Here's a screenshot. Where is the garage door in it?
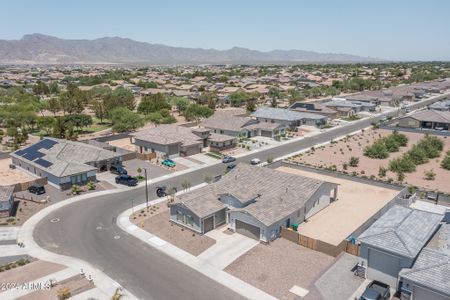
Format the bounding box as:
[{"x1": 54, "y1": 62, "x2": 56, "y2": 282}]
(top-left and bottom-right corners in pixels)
[
  {"x1": 367, "y1": 248, "x2": 401, "y2": 287},
  {"x1": 235, "y1": 220, "x2": 260, "y2": 240},
  {"x1": 261, "y1": 130, "x2": 273, "y2": 138},
  {"x1": 413, "y1": 286, "x2": 448, "y2": 300},
  {"x1": 203, "y1": 216, "x2": 214, "y2": 233}
]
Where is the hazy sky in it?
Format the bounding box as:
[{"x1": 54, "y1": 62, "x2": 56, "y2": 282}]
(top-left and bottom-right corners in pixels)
[{"x1": 1, "y1": 0, "x2": 450, "y2": 61}]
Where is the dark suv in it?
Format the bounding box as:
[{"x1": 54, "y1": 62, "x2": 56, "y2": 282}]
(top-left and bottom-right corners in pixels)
[
  {"x1": 115, "y1": 175, "x2": 138, "y2": 186},
  {"x1": 156, "y1": 186, "x2": 177, "y2": 197},
  {"x1": 28, "y1": 184, "x2": 46, "y2": 195},
  {"x1": 110, "y1": 164, "x2": 127, "y2": 175}
]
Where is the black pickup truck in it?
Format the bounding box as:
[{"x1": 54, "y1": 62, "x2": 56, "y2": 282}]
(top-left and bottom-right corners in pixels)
[{"x1": 359, "y1": 280, "x2": 390, "y2": 300}]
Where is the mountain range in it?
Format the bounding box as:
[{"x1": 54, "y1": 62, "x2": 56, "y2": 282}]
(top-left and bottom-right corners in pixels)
[{"x1": 0, "y1": 33, "x2": 380, "y2": 65}]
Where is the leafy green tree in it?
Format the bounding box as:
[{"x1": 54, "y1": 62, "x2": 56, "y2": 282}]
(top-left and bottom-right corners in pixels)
[
  {"x1": 37, "y1": 116, "x2": 55, "y2": 135},
  {"x1": 137, "y1": 93, "x2": 171, "y2": 115},
  {"x1": 173, "y1": 97, "x2": 190, "y2": 115},
  {"x1": 246, "y1": 98, "x2": 256, "y2": 112},
  {"x1": 184, "y1": 104, "x2": 214, "y2": 123},
  {"x1": 441, "y1": 151, "x2": 450, "y2": 170},
  {"x1": 32, "y1": 81, "x2": 50, "y2": 95},
  {"x1": 111, "y1": 108, "x2": 144, "y2": 132},
  {"x1": 49, "y1": 82, "x2": 59, "y2": 94},
  {"x1": 48, "y1": 98, "x2": 60, "y2": 116},
  {"x1": 104, "y1": 87, "x2": 135, "y2": 116},
  {"x1": 228, "y1": 91, "x2": 250, "y2": 107}
]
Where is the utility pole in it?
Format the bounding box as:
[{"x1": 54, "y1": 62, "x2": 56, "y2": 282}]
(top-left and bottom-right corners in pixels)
[{"x1": 144, "y1": 168, "x2": 149, "y2": 208}]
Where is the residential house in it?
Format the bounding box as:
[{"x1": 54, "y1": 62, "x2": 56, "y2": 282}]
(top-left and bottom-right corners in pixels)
[
  {"x1": 170, "y1": 164, "x2": 338, "y2": 242},
  {"x1": 251, "y1": 107, "x2": 327, "y2": 128},
  {"x1": 358, "y1": 205, "x2": 442, "y2": 287},
  {"x1": 324, "y1": 99, "x2": 376, "y2": 115},
  {"x1": 398, "y1": 110, "x2": 450, "y2": 131},
  {"x1": 11, "y1": 138, "x2": 122, "y2": 190},
  {"x1": 429, "y1": 100, "x2": 450, "y2": 112},
  {"x1": 0, "y1": 186, "x2": 14, "y2": 217},
  {"x1": 289, "y1": 102, "x2": 339, "y2": 119},
  {"x1": 399, "y1": 221, "x2": 450, "y2": 300},
  {"x1": 131, "y1": 125, "x2": 236, "y2": 158},
  {"x1": 200, "y1": 114, "x2": 283, "y2": 138}
]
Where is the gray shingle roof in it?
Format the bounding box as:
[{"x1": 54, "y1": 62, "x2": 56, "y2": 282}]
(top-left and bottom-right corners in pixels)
[
  {"x1": 358, "y1": 205, "x2": 442, "y2": 258},
  {"x1": 200, "y1": 114, "x2": 257, "y2": 132},
  {"x1": 251, "y1": 107, "x2": 326, "y2": 121},
  {"x1": 324, "y1": 99, "x2": 376, "y2": 108}
]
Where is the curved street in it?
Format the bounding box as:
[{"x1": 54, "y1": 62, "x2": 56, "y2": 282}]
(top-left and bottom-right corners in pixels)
[{"x1": 32, "y1": 95, "x2": 445, "y2": 300}]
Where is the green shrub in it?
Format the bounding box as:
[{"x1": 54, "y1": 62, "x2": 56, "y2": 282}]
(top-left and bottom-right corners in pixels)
[
  {"x1": 364, "y1": 140, "x2": 389, "y2": 159},
  {"x1": 378, "y1": 166, "x2": 387, "y2": 177},
  {"x1": 441, "y1": 151, "x2": 450, "y2": 170},
  {"x1": 389, "y1": 156, "x2": 416, "y2": 173},
  {"x1": 349, "y1": 156, "x2": 359, "y2": 167}
]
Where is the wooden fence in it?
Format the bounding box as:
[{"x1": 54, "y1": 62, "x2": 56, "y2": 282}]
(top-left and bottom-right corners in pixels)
[
  {"x1": 12, "y1": 177, "x2": 48, "y2": 193},
  {"x1": 281, "y1": 228, "x2": 360, "y2": 257}
]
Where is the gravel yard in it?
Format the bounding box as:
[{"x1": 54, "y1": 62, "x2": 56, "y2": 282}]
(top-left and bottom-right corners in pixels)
[
  {"x1": 0, "y1": 259, "x2": 65, "y2": 287},
  {"x1": 225, "y1": 238, "x2": 335, "y2": 299},
  {"x1": 286, "y1": 128, "x2": 450, "y2": 193},
  {"x1": 131, "y1": 203, "x2": 216, "y2": 256}
]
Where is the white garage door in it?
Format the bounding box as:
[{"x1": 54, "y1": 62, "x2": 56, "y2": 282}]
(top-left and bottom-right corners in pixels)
[
  {"x1": 367, "y1": 248, "x2": 401, "y2": 287},
  {"x1": 413, "y1": 286, "x2": 448, "y2": 300}
]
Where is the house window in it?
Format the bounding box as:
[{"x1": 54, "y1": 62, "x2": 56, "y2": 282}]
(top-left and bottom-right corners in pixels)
[
  {"x1": 176, "y1": 211, "x2": 183, "y2": 222},
  {"x1": 186, "y1": 215, "x2": 193, "y2": 226}
]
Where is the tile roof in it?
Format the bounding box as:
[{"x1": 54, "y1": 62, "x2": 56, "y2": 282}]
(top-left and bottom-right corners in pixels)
[
  {"x1": 399, "y1": 248, "x2": 450, "y2": 296},
  {"x1": 200, "y1": 114, "x2": 258, "y2": 132},
  {"x1": 0, "y1": 185, "x2": 14, "y2": 203},
  {"x1": 405, "y1": 109, "x2": 450, "y2": 123},
  {"x1": 131, "y1": 124, "x2": 203, "y2": 146},
  {"x1": 174, "y1": 164, "x2": 335, "y2": 226},
  {"x1": 358, "y1": 205, "x2": 442, "y2": 258},
  {"x1": 11, "y1": 138, "x2": 121, "y2": 177},
  {"x1": 251, "y1": 107, "x2": 327, "y2": 121}
]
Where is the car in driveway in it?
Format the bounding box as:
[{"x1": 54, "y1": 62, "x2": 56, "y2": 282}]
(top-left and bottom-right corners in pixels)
[
  {"x1": 250, "y1": 158, "x2": 261, "y2": 165},
  {"x1": 115, "y1": 175, "x2": 139, "y2": 186},
  {"x1": 222, "y1": 156, "x2": 236, "y2": 163},
  {"x1": 359, "y1": 280, "x2": 390, "y2": 300},
  {"x1": 162, "y1": 159, "x2": 176, "y2": 167},
  {"x1": 110, "y1": 164, "x2": 127, "y2": 175},
  {"x1": 28, "y1": 184, "x2": 46, "y2": 195}
]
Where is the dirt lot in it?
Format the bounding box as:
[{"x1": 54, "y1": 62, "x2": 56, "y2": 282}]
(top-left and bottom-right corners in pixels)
[
  {"x1": 225, "y1": 238, "x2": 335, "y2": 300},
  {"x1": 287, "y1": 128, "x2": 450, "y2": 193},
  {"x1": 0, "y1": 259, "x2": 65, "y2": 286},
  {"x1": 131, "y1": 202, "x2": 216, "y2": 256},
  {"x1": 0, "y1": 158, "x2": 35, "y2": 186},
  {"x1": 108, "y1": 138, "x2": 135, "y2": 151},
  {"x1": 277, "y1": 166, "x2": 399, "y2": 246}
]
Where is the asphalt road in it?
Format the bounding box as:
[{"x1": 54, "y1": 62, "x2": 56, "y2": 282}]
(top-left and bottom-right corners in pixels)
[{"x1": 33, "y1": 94, "x2": 448, "y2": 300}]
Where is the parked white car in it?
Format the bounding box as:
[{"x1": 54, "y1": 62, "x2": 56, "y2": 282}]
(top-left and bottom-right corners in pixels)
[{"x1": 250, "y1": 158, "x2": 261, "y2": 165}]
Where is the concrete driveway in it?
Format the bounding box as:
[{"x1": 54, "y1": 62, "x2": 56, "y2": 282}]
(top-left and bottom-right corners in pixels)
[{"x1": 198, "y1": 229, "x2": 259, "y2": 270}]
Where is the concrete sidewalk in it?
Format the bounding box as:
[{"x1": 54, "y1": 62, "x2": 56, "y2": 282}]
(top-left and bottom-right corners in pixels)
[
  {"x1": 0, "y1": 244, "x2": 28, "y2": 257},
  {"x1": 117, "y1": 185, "x2": 277, "y2": 300},
  {"x1": 0, "y1": 226, "x2": 20, "y2": 241}
]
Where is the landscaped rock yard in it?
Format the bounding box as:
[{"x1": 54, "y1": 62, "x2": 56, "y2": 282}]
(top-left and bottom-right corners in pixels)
[
  {"x1": 287, "y1": 128, "x2": 450, "y2": 193},
  {"x1": 131, "y1": 201, "x2": 216, "y2": 256}
]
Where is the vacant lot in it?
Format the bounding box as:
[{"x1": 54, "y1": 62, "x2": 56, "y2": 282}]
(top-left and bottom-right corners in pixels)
[
  {"x1": 131, "y1": 203, "x2": 215, "y2": 256},
  {"x1": 287, "y1": 128, "x2": 450, "y2": 193},
  {"x1": 225, "y1": 238, "x2": 335, "y2": 299},
  {"x1": 277, "y1": 166, "x2": 399, "y2": 246}
]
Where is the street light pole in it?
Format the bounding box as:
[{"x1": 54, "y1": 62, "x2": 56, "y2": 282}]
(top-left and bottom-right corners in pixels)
[
  {"x1": 144, "y1": 168, "x2": 149, "y2": 208},
  {"x1": 130, "y1": 197, "x2": 134, "y2": 215}
]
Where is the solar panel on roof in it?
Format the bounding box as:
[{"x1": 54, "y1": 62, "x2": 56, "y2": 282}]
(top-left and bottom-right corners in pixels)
[
  {"x1": 35, "y1": 158, "x2": 53, "y2": 168},
  {"x1": 14, "y1": 150, "x2": 25, "y2": 156},
  {"x1": 23, "y1": 151, "x2": 44, "y2": 161},
  {"x1": 39, "y1": 139, "x2": 57, "y2": 150}
]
